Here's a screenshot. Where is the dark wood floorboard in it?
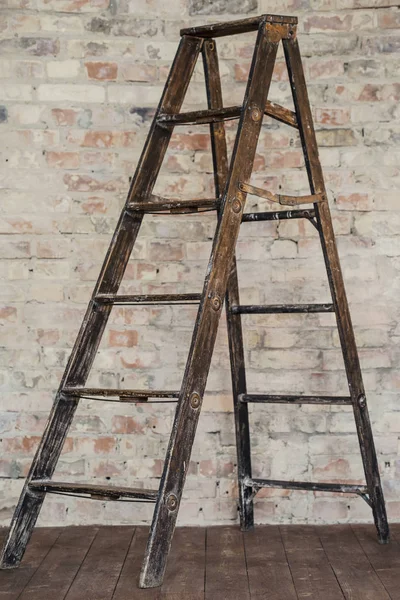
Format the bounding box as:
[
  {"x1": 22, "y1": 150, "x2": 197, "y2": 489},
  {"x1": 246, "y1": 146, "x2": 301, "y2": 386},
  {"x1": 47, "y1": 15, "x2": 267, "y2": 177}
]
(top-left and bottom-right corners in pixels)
[
  {"x1": 64, "y1": 526, "x2": 134, "y2": 600},
  {"x1": 1, "y1": 524, "x2": 400, "y2": 599},
  {"x1": 280, "y1": 524, "x2": 345, "y2": 600},
  {"x1": 112, "y1": 526, "x2": 205, "y2": 600},
  {"x1": 352, "y1": 524, "x2": 400, "y2": 600},
  {"x1": 318, "y1": 524, "x2": 391, "y2": 600},
  {"x1": 205, "y1": 526, "x2": 250, "y2": 600},
  {"x1": 244, "y1": 526, "x2": 297, "y2": 600},
  {"x1": 0, "y1": 528, "x2": 61, "y2": 600},
  {"x1": 18, "y1": 526, "x2": 99, "y2": 600}
]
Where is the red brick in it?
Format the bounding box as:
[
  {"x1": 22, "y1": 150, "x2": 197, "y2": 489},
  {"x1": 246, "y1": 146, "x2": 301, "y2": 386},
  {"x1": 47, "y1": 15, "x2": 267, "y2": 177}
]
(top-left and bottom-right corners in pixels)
[
  {"x1": 108, "y1": 329, "x2": 138, "y2": 347},
  {"x1": 46, "y1": 151, "x2": 80, "y2": 168},
  {"x1": 315, "y1": 108, "x2": 350, "y2": 126},
  {"x1": 111, "y1": 416, "x2": 144, "y2": 434},
  {"x1": 85, "y1": 61, "x2": 117, "y2": 81}
]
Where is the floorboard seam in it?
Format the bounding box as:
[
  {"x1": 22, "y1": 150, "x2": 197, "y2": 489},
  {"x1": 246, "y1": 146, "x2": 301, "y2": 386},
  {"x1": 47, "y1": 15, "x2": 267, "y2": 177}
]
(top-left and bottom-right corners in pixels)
[
  {"x1": 350, "y1": 524, "x2": 394, "y2": 600},
  {"x1": 278, "y1": 525, "x2": 300, "y2": 600},
  {"x1": 111, "y1": 527, "x2": 137, "y2": 600},
  {"x1": 241, "y1": 529, "x2": 251, "y2": 599},
  {"x1": 315, "y1": 527, "x2": 347, "y2": 600},
  {"x1": 61, "y1": 526, "x2": 100, "y2": 600},
  {"x1": 15, "y1": 528, "x2": 63, "y2": 600}
]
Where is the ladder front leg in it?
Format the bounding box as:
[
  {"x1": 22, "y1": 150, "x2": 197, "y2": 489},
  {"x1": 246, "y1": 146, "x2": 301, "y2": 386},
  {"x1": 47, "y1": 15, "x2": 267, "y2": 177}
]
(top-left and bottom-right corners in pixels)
[{"x1": 140, "y1": 20, "x2": 282, "y2": 589}]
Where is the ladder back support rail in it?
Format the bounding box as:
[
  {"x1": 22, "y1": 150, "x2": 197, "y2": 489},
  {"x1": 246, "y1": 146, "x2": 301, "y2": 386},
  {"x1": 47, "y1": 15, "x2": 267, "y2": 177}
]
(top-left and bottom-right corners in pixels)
[{"x1": 283, "y1": 35, "x2": 388, "y2": 541}]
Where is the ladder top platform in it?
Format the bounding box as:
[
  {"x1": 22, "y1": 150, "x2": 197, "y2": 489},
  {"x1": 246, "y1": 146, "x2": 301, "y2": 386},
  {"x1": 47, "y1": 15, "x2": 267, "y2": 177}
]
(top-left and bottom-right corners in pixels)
[{"x1": 180, "y1": 14, "x2": 298, "y2": 38}]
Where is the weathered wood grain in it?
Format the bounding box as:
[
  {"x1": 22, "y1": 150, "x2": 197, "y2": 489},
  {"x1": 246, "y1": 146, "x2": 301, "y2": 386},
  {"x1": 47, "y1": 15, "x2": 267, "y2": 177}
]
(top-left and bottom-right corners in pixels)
[
  {"x1": 181, "y1": 14, "x2": 297, "y2": 37},
  {"x1": 18, "y1": 527, "x2": 98, "y2": 600},
  {"x1": 244, "y1": 526, "x2": 298, "y2": 600},
  {"x1": 205, "y1": 527, "x2": 250, "y2": 600},
  {"x1": 65, "y1": 527, "x2": 134, "y2": 600},
  {"x1": 281, "y1": 525, "x2": 346, "y2": 600},
  {"x1": 352, "y1": 524, "x2": 400, "y2": 600},
  {"x1": 318, "y1": 525, "x2": 391, "y2": 600},
  {"x1": 0, "y1": 528, "x2": 61, "y2": 600}
]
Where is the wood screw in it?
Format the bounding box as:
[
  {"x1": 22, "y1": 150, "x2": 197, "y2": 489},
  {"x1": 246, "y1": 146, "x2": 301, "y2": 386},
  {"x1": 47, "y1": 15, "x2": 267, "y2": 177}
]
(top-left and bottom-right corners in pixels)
[
  {"x1": 251, "y1": 106, "x2": 261, "y2": 121},
  {"x1": 232, "y1": 198, "x2": 242, "y2": 213},
  {"x1": 166, "y1": 494, "x2": 178, "y2": 511},
  {"x1": 190, "y1": 392, "x2": 201, "y2": 409},
  {"x1": 211, "y1": 295, "x2": 222, "y2": 311}
]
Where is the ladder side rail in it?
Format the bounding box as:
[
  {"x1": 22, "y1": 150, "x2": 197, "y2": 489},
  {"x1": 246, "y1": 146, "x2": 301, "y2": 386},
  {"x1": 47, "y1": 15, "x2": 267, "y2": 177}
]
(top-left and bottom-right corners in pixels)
[
  {"x1": 140, "y1": 20, "x2": 283, "y2": 589},
  {"x1": 202, "y1": 39, "x2": 254, "y2": 531},
  {"x1": 0, "y1": 35, "x2": 204, "y2": 570},
  {"x1": 282, "y1": 33, "x2": 389, "y2": 543}
]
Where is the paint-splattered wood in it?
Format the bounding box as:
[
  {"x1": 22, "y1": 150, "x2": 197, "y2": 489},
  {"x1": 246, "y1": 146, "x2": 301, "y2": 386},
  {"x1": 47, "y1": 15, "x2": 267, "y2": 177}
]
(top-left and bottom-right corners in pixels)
[
  {"x1": 64, "y1": 527, "x2": 134, "y2": 600},
  {"x1": 181, "y1": 14, "x2": 297, "y2": 37},
  {"x1": 280, "y1": 525, "x2": 346, "y2": 600},
  {"x1": 17, "y1": 527, "x2": 98, "y2": 600},
  {"x1": 0, "y1": 528, "x2": 61, "y2": 600},
  {"x1": 352, "y1": 524, "x2": 400, "y2": 600},
  {"x1": 244, "y1": 526, "x2": 297, "y2": 600},
  {"x1": 318, "y1": 525, "x2": 391, "y2": 600},
  {"x1": 205, "y1": 527, "x2": 250, "y2": 600}
]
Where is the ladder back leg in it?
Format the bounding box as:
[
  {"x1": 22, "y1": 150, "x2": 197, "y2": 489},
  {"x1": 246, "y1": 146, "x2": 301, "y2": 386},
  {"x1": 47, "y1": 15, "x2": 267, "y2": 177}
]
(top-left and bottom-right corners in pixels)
[
  {"x1": 0, "y1": 34, "x2": 204, "y2": 570},
  {"x1": 202, "y1": 39, "x2": 254, "y2": 531},
  {"x1": 139, "y1": 20, "x2": 282, "y2": 588},
  {"x1": 283, "y1": 34, "x2": 389, "y2": 543}
]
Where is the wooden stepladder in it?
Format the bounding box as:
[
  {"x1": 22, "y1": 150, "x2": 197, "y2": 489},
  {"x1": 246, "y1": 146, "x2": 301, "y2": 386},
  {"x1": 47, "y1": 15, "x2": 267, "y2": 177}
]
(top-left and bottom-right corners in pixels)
[{"x1": 1, "y1": 13, "x2": 389, "y2": 589}]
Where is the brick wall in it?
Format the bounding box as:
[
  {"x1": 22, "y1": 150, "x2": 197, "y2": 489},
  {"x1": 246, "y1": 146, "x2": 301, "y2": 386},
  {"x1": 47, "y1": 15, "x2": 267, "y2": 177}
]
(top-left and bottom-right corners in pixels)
[{"x1": 1, "y1": 0, "x2": 400, "y2": 528}]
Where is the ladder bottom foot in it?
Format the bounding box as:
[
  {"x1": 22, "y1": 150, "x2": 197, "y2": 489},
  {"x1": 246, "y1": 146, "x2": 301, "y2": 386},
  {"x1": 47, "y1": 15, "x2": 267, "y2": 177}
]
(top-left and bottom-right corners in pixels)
[{"x1": 378, "y1": 534, "x2": 390, "y2": 545}]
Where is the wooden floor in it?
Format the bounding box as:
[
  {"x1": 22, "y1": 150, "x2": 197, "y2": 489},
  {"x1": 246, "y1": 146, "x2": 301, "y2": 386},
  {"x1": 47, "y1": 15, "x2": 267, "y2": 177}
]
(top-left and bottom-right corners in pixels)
[{"x1": 0, "y1": 524, "x2": 399, "y2": 599}]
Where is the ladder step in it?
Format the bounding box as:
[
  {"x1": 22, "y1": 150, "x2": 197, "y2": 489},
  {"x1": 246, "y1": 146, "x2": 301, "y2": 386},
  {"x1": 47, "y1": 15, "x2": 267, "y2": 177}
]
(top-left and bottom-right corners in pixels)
[
  {"x1": 240, "y1": 394, "x2": 352, "y2": 405},
  {"x1": 242, "y1": 209, "x2": 316, "y2": 223},
  {"x1": 180, "y1": 14, "x2": 298, "y2": 38},
  {"x1": 158, "y1": 101, "x2": 297, "y2": 129},
  {"x1": 29, "y1": 480, "x2": 158, "y2": 502},
  {"x1": 62, "y1": 388, "x2": 180, "y2": 403},
  {"x1": 230, "y1": 303, "x2": 334, "y2": 315},
  {"x1": 245, "y1": 478, "x2": 368, "y2": 495},
  {"x1": 94, "y1": 293, "x2": 201, "y2": 306},
  {"x1": 127, "y1": 195, "x2": 219, "y2": 214}
]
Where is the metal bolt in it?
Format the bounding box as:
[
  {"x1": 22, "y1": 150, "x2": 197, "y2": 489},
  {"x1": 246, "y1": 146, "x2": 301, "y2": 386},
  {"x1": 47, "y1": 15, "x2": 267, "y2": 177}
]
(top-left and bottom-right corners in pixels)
[
  {"x1": 208, "y1": 41, "x2": 215, "y2": 51},
  {"x1": 358, "y1": 394, "x2": 367, "y2": 408},
  {"x1": 211, "y1": 295, "x2": 222, "y2": 311},
  {"x1": 232, "y1": 198, "x2": 242, "y2": 213},
  {"x1": 250, "y1": 106, "x2": 262, "y2": 121},
  {"x1": 190, "y1": 392, "x2": 201, "y2": 409},
  {"x1": 166, "y1": 493, "x2": 178, "y2": 511}
]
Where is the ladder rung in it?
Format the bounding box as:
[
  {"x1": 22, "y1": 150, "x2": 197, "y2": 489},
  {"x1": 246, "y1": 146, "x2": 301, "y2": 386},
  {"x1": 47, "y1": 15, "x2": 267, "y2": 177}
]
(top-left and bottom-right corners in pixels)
[
  {"x1": 94, "y1": 293, "x2": 201, "y2": 306},
  {"x1": 245, "y1": 478, "x2": 368, "y2": 495},
  {"x1": 242, "y1": 209, "x2": 316, "y2": 223},
  {"x1": 62, "y1": 388, "x2": 180, "y2": 403},
  {"x1": 180, "y1": 14, "x2": 298, "y2": 38},
  {"x1": 29, "y1": 480, "x2": 158, "y2": 502},
  {"x1": 158, "y1": 101, "x2": 297, "y2": 129},
  {"x1": 230, "y1": 303, "x2": 334, "y2": 315},
  {"x1": 240, "y1": 394, "x2": 352, "y2": 405},
  {"x1": 127, "y1": 195, "x2": 219, "y2": 214}
]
